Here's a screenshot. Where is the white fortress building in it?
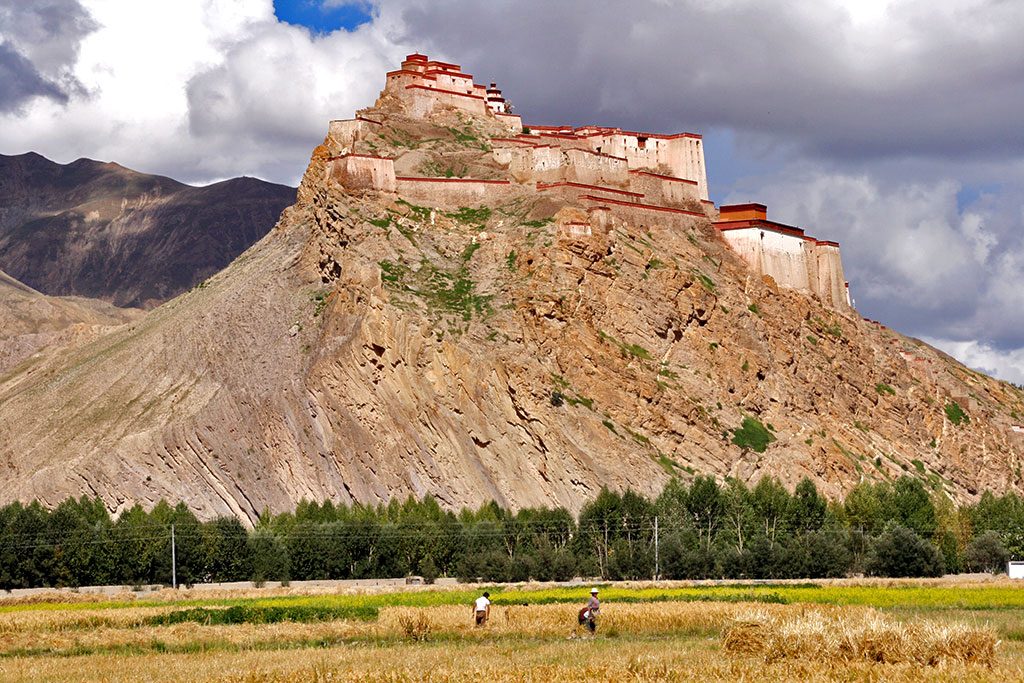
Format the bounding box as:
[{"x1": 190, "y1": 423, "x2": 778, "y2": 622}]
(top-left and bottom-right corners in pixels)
[
  {"x1": 715, "y1": 204, "x2": 852, "y2": 310},
  {"x1": 323, "y1": 54, "x2": 852, "y2": 311}
]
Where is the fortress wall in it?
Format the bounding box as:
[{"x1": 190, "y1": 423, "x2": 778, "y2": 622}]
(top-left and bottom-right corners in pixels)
[
  {"x1": 812, "y1": 243, "x2": 849, "y2": 309},
  {"x1": 627, "y1": 171, "x2": 700, "y2": 208},
  {"x1": 537, "y1": 133, "x2": 593, "y2": 152},
  {"x1": 406, "y1": 86, "x2": 488, "y2": 118},
  {"x1": 720, "y1": 228, "x2": 811, "y2": 291},
  {"x1": 494, "y1": 146, "x2": 564, "y2": 183},
  {"x1": 537, "y1": 181, "x2": 644, "y2": 205},
  {"x1": 395, "y1": 177, "x2": 512, "y2": 207},
  {"x1": 495, "y1": 112, "x2": 523, "y2": 134},
  {"x1": 328, "y1": 119, "x2": 375, "y2": 152},
  {"x1": 582, "y1": 195, "x2": 702, "y2": 232},
  {"x1": 587, "y1": 134, "x2": 708, "y2": 201},
  {"x1": 565, "y1": 149, "x2": 629, "y2": 186},
  {"x1": 558, "y1": 221, "x2": 593, "y2": 239},
  {"x1": 430, "y1": 71, "x2": 475, "y2": 94},
  {"x1": 327, "y1": 155, "x2": 396, "y2": 192}
]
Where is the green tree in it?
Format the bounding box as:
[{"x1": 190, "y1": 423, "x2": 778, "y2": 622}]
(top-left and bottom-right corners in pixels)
[
  {"x1": 786, "y1": 478, "x2": 827, "y2": 533},
  {"x1": 249, "y1": 528, "x2": 289, "y2": 583},
  {"x1": 963, "y1": 531, "x2": 1009, "y2": 574},
  {"x1": 867, "y1": 525, "x2": 944, "y2": 577}
]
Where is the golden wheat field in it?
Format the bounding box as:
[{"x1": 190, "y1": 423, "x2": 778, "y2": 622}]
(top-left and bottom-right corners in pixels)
[{"x1": 0, "y1": 580, "x2": 1022, "y2": 682}]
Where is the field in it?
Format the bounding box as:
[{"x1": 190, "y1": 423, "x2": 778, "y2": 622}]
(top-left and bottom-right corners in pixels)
[{"x1": 0, "y1": 579, "x2": 1022, "y2": 681}]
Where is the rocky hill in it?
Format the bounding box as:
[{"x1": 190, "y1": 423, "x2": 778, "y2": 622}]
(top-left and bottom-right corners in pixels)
[
  {"x1": 0, "y1": 269, "x2": 140, "y2": 375},
  {"x1": 0, "y1": 153, "x2": 296, "y2": 308},
  {"x1": 0, "y1": 57, "x2": 1022, "y2": 523}
]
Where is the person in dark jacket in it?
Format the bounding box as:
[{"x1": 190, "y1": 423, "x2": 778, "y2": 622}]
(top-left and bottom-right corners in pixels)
[{"x1": 577, "y1": 587, "x2": 600, "y2": 633}]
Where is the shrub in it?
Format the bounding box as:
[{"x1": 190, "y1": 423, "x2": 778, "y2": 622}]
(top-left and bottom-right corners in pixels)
[
  {"x1": 945, "y1": 402, "x2": 969, "y2": 426},
  {"x1": 731, "y1": 417, "x2": 776, "y2": 453}
]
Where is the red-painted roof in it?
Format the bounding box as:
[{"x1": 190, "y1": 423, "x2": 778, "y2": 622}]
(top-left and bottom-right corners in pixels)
[
  {"x1": 426, "y1": 60, "x2": 460, "y2": 70},
  {"x1": 425, "y1": 69, "x2": 473, "y2": 80},
  {"x1": 720, "y1": 203, "x2": 767, "y2": 212}
]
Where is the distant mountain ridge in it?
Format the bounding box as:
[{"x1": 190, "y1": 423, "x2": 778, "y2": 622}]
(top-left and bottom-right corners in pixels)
[{"x1": 0, "y1": 152, "x2": 296, "y2": 308}]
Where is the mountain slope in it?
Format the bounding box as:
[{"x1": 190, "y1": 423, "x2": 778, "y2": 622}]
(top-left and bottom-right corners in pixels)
[
  {"x1": 1, "y1": 83, "x2": 1023, "y2": 524},
  {"x1": 0, "y1": 268, "x2": 141, "y2": 375},
  {"x1": 0, "y1": 152, "x2": 296, "y2": 308}
]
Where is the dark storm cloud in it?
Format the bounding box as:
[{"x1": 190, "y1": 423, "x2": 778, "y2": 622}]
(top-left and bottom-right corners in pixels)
[
  {"x1": 0, "y1": 41, "x2": 66, "y2": 112},
  {"x1": 388, "y1": 0, "x2": 1024, "y2": 163},
  {"x1": 0, "y1": 0, "x2": 97, "y2": 110}
]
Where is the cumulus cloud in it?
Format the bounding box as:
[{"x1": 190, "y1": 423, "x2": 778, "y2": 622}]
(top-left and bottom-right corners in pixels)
[
  {"x1": 0, "y1": 0, "x2": 409, "y2": 184},
  {"x1": 924, "y1": 338, "x2": 1024, "y2": 386},
  {"x1": 0, "y1": 0, "x2": 96, "y2": 111}
]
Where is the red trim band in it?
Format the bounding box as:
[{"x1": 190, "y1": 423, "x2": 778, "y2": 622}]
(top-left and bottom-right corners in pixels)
[{"x1": 581, "y1": 195, "x2": 703, "y2": 216}]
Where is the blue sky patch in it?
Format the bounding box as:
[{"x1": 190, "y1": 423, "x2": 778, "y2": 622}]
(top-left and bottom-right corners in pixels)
[{"x1": 273, "y1": 0, "x2": 373, "y2": 33}]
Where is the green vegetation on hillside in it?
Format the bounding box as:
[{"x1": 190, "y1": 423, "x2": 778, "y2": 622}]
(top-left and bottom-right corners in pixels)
[
  {"x1": 945, "y1": 402, "x2": 970, "y2": 425},
  {"x1": 731, "y1": 416, "x2": 776, "y2": 453}
]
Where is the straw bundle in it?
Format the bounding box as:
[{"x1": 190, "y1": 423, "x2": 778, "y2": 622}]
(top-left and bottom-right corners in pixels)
[{"x1": 723, "y1": 608, "x2": 997, "y2": 667}]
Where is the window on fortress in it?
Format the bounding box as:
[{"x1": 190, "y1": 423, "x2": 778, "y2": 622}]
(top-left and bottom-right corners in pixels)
[{"x1": 638, "y1": 136, "x2": 648, "y2": 150}]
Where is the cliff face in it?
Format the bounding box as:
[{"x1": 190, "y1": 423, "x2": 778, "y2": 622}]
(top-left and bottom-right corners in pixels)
[
  {"x1": 1, "y1": 76, "x2": 1023, "y2": 525},
  {"x1": 0, "y1": 153, "x2": 296, "y2": 308}
]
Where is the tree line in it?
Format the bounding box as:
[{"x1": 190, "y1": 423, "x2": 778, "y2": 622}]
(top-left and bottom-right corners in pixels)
[{"x1": 0, "y1": 475, "x2": 1020, "y2": 590}]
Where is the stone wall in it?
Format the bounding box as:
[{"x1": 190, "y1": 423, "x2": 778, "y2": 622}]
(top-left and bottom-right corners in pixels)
[
  {"x1": 717, "y1": 225, "x2": 851, "y2": 310},
  {"x1": 395, "y1": 177, "x2": 513, "y2": 207},
  {"x1": 811, "y1": 242, "x2": 848, "y2": 309},
  {"x1": 582, "y1": 195, "x2": 703, "y2": 232},
  {"x1": 628, "y1": 170, "x2": 700, "y2": 208},
  {"x1": 719, "y1": 227, "x2": 812, "y2": 291},
  {"x1": 564, "y1": 149, "x2": 630, "y2": 187},
  {"x1": 493, "y1": 145, "x2": 565, "y2": 183},
  {"x1": 328, "y1": 118, "x2": 380, "y2": 152},
  {"x1": 326, "y1": 154, "x2": 396, "y2": 193}
]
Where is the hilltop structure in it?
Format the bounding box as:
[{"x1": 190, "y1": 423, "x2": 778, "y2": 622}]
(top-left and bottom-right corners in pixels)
[
  {"x1": 325, "y1": 53, "x2": 849, "y2": 310},
  {"x1": 3, "y1": 51, "x2": 1023, "y2": 523},
  {"x1": 715, "y1": 204, "x2": 852, "y2": 310}
]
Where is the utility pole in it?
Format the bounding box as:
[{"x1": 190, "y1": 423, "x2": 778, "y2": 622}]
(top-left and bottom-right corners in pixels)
[
  {"x1": 654, "y1": 516, "x2": 659, "y2": 581},
  {"x1": 171, "y1": 524, "x2": 177, "y2": 590}
]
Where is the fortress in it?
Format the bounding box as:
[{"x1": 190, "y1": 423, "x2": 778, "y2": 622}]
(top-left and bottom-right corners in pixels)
[{"x1": 325, "y1": 54, "x2": 852, "y2": 311}]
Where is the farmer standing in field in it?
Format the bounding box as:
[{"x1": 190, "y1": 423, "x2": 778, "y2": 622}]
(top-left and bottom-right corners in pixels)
[
  {"x1": 473, "y1": 591, "x2": 491, "y2": 627},
  {"x1": 577, "y1": 587, "x2": 600, "y2": 634}
]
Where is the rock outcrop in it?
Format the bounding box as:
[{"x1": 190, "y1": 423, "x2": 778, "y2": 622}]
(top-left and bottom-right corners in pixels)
[{"x1": 0, "y1": 56, "x2": 1022, "y2": 523}]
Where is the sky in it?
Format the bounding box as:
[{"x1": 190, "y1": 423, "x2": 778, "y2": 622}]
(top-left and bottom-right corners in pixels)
[{"x1": 1, "y1": 0, "x2": 1023, "y2": 383}]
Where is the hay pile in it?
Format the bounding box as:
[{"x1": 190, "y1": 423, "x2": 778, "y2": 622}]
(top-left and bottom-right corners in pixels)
[{"x1": 723, "y1": 608, "x2": 997, "y2": 667}]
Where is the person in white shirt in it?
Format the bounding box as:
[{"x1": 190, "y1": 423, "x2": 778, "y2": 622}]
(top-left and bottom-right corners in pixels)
[{"x1": 473, "y1": 591, "x2": 491, "y2": 626}]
